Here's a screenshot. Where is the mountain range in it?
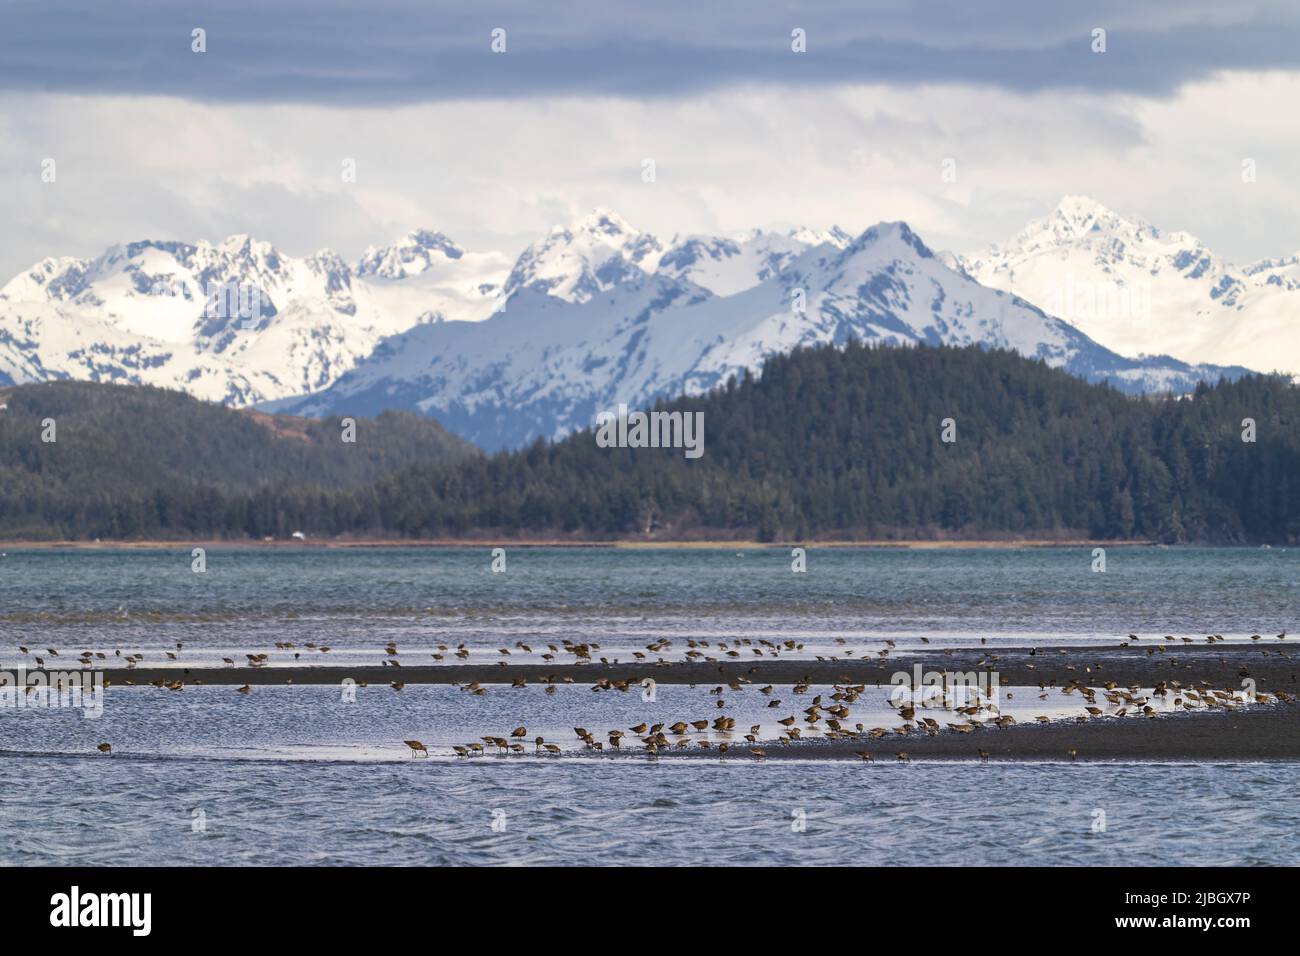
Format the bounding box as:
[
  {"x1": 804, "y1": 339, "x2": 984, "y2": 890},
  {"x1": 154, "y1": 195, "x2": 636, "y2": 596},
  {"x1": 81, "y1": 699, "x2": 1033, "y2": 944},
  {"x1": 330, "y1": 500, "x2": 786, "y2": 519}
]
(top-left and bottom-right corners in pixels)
[
  {"x1": 0, "y1": 231, "x2": 509, "y2": 406},
  {"x1": 2, "y1": 198, "x2": 1284, "y2": 450},
  {"x1": 959, "y1": 195, "x2": 1300, "y2": 375}
]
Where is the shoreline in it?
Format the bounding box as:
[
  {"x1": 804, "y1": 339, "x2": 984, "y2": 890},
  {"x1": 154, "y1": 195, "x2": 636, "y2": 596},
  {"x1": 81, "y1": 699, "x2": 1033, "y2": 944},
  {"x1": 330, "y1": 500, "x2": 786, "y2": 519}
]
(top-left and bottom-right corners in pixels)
[{"x1": 0, "y1": 537, "x2": 1164, "y2": 550}]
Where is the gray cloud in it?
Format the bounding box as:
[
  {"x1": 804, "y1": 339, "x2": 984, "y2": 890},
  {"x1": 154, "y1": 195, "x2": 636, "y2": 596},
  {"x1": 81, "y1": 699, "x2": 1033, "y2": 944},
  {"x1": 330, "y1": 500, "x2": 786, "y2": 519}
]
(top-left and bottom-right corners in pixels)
[{"x1": 4, "y1": 1, "x2": 1300, "y2": 105}]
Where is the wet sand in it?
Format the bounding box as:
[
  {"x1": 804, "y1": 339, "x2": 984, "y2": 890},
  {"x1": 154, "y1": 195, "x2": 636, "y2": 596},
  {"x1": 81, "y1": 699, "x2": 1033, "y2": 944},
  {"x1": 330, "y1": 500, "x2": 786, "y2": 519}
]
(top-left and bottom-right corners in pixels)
[
  {"x1": 96, "y1": 643, "x2": 1300, "y2": 691},
  {"x1": 49, "y1": 644, "x2": 1298, "y2": 761},
  {"x1": 659, "y1": 705, "x2": 1300, "y2": 761}
]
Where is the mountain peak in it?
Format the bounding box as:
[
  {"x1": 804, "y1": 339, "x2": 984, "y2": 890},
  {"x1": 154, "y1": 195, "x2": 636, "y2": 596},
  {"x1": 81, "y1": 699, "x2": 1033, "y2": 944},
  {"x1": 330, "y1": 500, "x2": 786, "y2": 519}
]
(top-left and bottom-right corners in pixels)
[
  {"x1": 1044, "y1": 195, "x2": 1140, "y2": 237},
  {"x1": 355, "y1": 229, "x2": 465, "y2": 278},
  {"x1": 844, "y1": 221, "x2": 934, "y2": 259},
  {"x1": 507, "y1": 208, "x2": 661, "y2": 302},
  {"x1": 1053, "y1": 194, "x2": 1112, "y2": 218},
  {"x1": 789, "y1": 225, "x2": 852, "y2": 249},
  {"x1": 570, "y1": 207, "x2": 638, "y2": 238},
  {"x1": 218, "y1": 233, "x2": 256, "y2": 253},
  {"x1": 404, "y1": 229, "x2": 464, "y2": 258}
]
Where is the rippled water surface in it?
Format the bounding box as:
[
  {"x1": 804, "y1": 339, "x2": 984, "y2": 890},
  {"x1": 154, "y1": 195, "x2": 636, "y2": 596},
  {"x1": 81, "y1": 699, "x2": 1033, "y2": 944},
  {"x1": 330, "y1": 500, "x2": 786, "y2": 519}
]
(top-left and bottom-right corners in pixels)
[
  {"x1": 1, "y1": 546, "x2": 1297, "y2": 865},
  {"x1": 4, "y1": 756, "x2": 1297, "y2": 866},
  {"x1": 1, "y1": 545, "x2": 1296, "y2": 664}
]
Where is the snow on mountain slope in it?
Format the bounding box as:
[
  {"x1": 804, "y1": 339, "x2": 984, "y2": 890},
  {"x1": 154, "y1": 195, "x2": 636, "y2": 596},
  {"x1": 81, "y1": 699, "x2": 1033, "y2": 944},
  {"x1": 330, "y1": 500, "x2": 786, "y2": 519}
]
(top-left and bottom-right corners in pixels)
[
  {"x1": 502, "y1": 208, "x2": 663, "y2": 303},
  {"x1": 354, "y1": 230, "x2": 510, "y2": 325},
  {"x1": 271, "y1": 218, "x2": 1245, "y2": 451},
  {"x1": 0, "y1": 301, "x2": 276, "y2": 403},
  {"x1": 0, "y1": 204, "x2": 1262, "y2": 433},
  {"x1": 960, "y1": 195, "x2": 1300, "y2": 374},
  {"x1": 656, "y1": 227, "x2": 848, "y2": 297},
  {"x1": 1244, "y1": 253, "x2": 1300, "y2": 291},
  {"x1": 0, "y1": 230, "x2": 508, "y2": 403}
]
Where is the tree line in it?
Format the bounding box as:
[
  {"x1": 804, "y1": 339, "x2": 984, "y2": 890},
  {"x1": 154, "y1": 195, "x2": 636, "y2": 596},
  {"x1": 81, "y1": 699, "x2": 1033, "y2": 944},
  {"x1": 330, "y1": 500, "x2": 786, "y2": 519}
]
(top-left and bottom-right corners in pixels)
[{"x1": 0, "y1": 343, "x2": 1296, "y2": 543}]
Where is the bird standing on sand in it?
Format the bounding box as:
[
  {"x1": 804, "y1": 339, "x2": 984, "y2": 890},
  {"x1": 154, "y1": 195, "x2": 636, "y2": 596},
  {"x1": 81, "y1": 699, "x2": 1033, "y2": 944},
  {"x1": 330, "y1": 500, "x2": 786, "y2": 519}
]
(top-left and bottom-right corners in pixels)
[{"x1": 404, "y1": 740, "x2": 429, "y2": 757}]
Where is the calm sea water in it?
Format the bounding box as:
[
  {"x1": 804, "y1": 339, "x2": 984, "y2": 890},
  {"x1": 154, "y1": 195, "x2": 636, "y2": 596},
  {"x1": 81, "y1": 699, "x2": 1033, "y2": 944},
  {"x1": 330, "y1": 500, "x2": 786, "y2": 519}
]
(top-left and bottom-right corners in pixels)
[
  {"x1": 1, "y1": 546, "x2": 1297, "y2": 866},
  {"x1": 0, "y1": 545, "x2": 1295, "y2": 660}
]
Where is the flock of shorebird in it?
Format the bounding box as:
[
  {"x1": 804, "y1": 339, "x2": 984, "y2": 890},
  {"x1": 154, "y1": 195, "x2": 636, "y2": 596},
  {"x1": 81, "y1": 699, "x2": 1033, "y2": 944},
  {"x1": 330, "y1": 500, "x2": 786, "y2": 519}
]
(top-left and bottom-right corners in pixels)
[
  {"x1": 18, "y1": 628, "x2": 1291, "y2": 675},
  {"x1": 419, "y1": 671, "x2": 1292, "y2": 761},
  {"x1": 12, "y1": 631, "x2": 1292, "y2": 761}
]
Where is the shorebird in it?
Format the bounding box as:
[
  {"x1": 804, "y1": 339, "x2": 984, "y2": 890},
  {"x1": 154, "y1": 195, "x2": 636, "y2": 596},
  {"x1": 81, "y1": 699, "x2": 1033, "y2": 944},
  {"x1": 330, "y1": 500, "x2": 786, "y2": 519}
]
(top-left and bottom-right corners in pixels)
[
  {"x1": 404, "y1": 740, "x2": 429, "y2": 757},
  {"x1": 97, "y1": 743, "x2": 112, "y2": 755},
  {"x1": 236, "y1": 684, "x2": 250, "y2": 694}
]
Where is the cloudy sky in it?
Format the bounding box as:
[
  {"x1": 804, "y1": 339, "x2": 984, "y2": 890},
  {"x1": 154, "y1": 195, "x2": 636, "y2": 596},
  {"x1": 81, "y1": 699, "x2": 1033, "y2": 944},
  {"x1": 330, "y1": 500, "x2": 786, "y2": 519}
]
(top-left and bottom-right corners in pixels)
[{"x1": 3, "y1": 0, "x2": 1300, "y2": 279}]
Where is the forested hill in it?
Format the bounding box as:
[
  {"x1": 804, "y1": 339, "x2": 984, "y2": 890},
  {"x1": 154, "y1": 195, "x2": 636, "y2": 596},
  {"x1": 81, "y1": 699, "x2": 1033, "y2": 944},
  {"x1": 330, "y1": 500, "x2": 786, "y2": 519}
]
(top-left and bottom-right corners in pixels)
[
  {"x1": 0, "y1": 381, "x2": 477, "y2": 539},
  {"x1": 2, "y1": 345, "x2": 1297, "y2": 542},
  {"x1": 357, "y1": 343, "x2": 1297, "y2": 544}
]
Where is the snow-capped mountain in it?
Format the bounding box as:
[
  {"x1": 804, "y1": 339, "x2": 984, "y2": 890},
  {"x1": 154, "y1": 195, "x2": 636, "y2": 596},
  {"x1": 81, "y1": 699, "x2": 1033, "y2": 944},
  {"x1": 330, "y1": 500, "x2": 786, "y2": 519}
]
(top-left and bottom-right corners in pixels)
[
  {"x1": 0, "y1": 232, "x2": 508, "y2": 404},
  {"x1": 959, "y1": 195, "x2": 1300, "y2": 374},
  {"x1": 502, "y1": 209, "x2": 663, "y2": 304},
  {"x1": 657, "y1": 227, "x2": 850, "y2": 297},
  {"x1": 0, "y1": 203, "x2": 1260, "y2": 447},
  {"x1": 355, "y1": 229, "x2": 466, "y2": 279},
  {"x1": 269, "y1": 217, "x2": 1245, "y2": 450}
]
